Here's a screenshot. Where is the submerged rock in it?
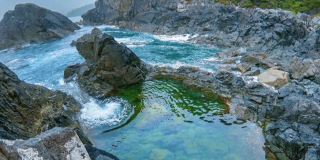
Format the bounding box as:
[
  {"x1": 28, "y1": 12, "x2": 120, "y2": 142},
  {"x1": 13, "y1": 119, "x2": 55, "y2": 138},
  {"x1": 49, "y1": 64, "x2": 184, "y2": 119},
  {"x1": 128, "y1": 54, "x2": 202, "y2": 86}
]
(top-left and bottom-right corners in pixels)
[
  {"x1": 0, "y1": 127, "x2": 90, "y2": 160},
  {"x1": 258, "y1": 68, "x2": 290, "y2": 88},
  {"x1": 0, "y1": 62, "x2": 89, "y2": 144},
  {"x1": 0, "y1": 3, "x2": 80, "y2": 50},
  {"x1": 64, "y1": 28, "x2": 147, "y2": 98}
]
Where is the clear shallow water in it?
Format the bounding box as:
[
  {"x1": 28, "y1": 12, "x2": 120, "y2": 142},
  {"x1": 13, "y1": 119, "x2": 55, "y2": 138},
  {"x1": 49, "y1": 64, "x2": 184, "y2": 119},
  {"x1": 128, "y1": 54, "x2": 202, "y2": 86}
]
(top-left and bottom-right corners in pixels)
[
  {"x1": 90, "y1": 79, "x2": 265, "y2": 160},
  {"x1": 0, "y1": 25, "x2": 265, "y2": 159}
]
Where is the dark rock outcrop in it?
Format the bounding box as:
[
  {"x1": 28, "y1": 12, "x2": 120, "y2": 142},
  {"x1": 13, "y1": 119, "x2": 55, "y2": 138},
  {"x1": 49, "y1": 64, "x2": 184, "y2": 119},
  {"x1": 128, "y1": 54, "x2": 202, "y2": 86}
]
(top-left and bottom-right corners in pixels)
[
  {"x1": 0, "y1": 3, "x2": 80, "y2": 50},
  {"x1": 0, "y1": 62, "x2": 90, "y2": 144},
  {"x1": 0, "y1": 127, "x2": 90, "y2": 160},
  {"x1": 64, "y1": 28, "x2": 147, "y2": 98}
]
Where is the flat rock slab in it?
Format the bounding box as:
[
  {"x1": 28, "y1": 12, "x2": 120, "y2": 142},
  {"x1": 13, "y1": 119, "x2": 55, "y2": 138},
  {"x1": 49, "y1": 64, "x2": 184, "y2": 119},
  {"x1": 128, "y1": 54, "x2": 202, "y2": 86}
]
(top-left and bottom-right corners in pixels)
[{"x1": 258, "y1": 68, "x2": 289, "y2": 88}]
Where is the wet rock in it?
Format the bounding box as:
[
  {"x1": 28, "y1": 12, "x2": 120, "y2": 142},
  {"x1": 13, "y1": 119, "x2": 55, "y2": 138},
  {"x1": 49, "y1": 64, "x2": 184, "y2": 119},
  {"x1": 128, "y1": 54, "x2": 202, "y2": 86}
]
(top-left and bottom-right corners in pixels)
[
  {"x1": 258, "y1": 68, "x2": 289, "y2": 88},
  {"x1": 222, "y1": 58, "x2": 236, "y2": 64},
  {"x1": 243, "y1": 69, "x2": 260, "y2": 76},
  {"x1": 0, "y1": 62, "x2": 89, "y2": 144},
  {"x1": 0, "y1": 3, "x2": 80, "y2": 50},
  {"x1": 70, "y1": 40, "x2": 77, "y2": 46},
  {"x1": 85, "y1": 145, "x2": 119, "y2": 160},
  {"x1": 240, "y1": 54, "x2": 274, "y2": 70},
  {"x1": 215, "y1": 51, "x2": 239, "y2": 59},
  {"x1": 284, "y1": 57, "x2": 319, "y2": 80},
  {"x1": 237, "y1": 63, "x2": 251, "y2": 73},
  {"x1": 0, "y1": 127, "x2": 90, "y2": 160},
  {"x1": 64, "y1": 28, "x2": 147, "y2": 98}
]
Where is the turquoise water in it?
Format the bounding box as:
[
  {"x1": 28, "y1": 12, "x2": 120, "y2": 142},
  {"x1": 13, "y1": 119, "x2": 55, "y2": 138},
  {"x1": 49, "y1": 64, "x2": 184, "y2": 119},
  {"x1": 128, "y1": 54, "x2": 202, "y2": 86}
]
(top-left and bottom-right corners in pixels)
[{"x1": 0, "y1": 25, "x2": 265, "y2": 159}]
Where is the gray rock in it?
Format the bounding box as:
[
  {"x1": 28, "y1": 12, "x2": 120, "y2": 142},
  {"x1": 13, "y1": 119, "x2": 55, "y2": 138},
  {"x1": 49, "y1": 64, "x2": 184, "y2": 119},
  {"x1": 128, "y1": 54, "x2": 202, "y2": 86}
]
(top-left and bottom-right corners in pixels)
[
  {"x1": 283, "y1": 57, "x2": 319, "y2": 80},
  {"x1": 0, "y1": 3, "x2": 80, "y2": 50},
  {"x1": 222, "y1": 58, "x2": 236, "y2": 64},
  {"x1": 0, "y1": 62, "x2": 90, "y2": 145},
  {"x1": 237, "y1": 63, "x2": 251, "y2": 73},
  {"x1": 243, "y1": 69, "x2": 260, "y2": 76},
  {"x1": 64, "y1": 28, "x2": 147, "y2": 98},
  {"x1": 258, "y1": 68, "x2": 290, "y2": 88},
  {"x1": 0, "y1": 127, "x2": 90, "y2": 160},
  {"x1": 85, "y1": 145, "x2": 119, "y2": 160}
]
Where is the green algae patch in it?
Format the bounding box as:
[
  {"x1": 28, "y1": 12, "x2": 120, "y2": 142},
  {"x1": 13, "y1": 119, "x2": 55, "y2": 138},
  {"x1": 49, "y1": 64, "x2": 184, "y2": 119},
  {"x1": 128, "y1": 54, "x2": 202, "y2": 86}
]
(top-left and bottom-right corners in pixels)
[{"x1": 116, "y1": 79, "x2": 227, "y2": 125}]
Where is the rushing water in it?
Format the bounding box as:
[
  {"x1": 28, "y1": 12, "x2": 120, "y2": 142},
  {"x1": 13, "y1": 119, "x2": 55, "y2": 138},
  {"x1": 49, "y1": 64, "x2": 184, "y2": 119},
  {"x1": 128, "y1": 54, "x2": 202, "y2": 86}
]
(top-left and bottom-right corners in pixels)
[{"x1": 0, "y1": 25, "x2": 266, "y2": 159}]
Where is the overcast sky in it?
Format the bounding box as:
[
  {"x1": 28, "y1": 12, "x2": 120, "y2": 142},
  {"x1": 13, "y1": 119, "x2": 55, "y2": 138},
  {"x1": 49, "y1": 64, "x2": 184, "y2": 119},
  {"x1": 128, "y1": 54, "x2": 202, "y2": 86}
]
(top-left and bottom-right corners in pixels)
[{"x1": 0, "y1": 0, "x2": 96, "y2": 19}]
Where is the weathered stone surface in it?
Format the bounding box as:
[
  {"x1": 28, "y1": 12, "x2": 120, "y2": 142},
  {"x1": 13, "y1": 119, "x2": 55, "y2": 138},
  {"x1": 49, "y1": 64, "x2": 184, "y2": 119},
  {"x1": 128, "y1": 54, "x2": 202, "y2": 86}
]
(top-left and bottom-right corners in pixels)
[
  {"x1": 64, "y1": 28, "x2": 147, "y2": 98},
  {"x1": 283, "y1": 58, "x2": 320, "y2": 80},
  {"x1": 0, "y1": 62, "x2": 89, "y2": 144},
  {"x1": 237, "y1": 63, "x2": 251, "y2": 73},
  {"x1": 258, "y1": 68, "x2": 290, "y2": 88},
  {"x1": 0, "y1": 3, "x2": 80, "y2": 50},
  {"x1": 85, "y1": 145, "x2": 119, "y2": 160},
  {"x1": 0, "y1": 127, "x2": 90, "y2": 160},
  {"x1": 243, "y1": 69, "x2": 260, "y2": 76}
]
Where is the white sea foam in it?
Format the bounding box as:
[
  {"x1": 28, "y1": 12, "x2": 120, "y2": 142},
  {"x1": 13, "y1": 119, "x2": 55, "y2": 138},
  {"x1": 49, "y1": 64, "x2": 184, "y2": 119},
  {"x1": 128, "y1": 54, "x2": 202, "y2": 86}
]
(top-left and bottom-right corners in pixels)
[
  {"x1": 7, "y1": 59, "x2": 19, "y2": 64},
  {"x1": 203, "y1": 57, "x2": 221, "y2": 62},
  {"x1": 80, "y1": 99, "x2": 128, "y2": 128},
  {"x1": 153, "y1": 34, "x2": 190, "y2": 42},
  {"x1": 58, "y1": 78, "x2": 65, "y2": 86}
]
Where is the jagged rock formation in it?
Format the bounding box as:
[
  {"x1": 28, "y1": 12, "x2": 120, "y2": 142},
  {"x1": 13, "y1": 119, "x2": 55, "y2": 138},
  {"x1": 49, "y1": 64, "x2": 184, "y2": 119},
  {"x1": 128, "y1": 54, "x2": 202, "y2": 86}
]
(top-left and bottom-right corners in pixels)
[
  {"x1": 64, "y1": 28, "x2": 147, "y2": 98},
  {"x1": 0, "y1": 127, "x2": 90, "y2": 160},
  {"x1": 0, "y1": 62, "x2": 90, "y2": 144},
  {"x1": 0, "y1": 3, "x2": 80, "y2": 50},
  {"x1": 82, "y1": 0, "x2": 320, "y2": 82}
]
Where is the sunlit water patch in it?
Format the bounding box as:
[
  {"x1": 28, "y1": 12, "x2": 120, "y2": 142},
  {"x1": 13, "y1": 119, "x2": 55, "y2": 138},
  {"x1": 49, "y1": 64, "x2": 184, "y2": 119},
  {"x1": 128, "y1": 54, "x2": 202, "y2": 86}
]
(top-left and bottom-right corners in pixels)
[{"x1": 87, "y1": 79, "x2": 265, "y2": 160}]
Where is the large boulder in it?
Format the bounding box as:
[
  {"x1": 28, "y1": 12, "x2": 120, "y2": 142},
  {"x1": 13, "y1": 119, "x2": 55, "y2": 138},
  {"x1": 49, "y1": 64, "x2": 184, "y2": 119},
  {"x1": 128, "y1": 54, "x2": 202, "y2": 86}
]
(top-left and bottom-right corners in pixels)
[
  {"x1": 0, "y1": 3, "x2": 80, "y2": 50},
  {"x1": 258, "y1": 68, "x2": 290, "y2": 88},
  {"x1": 0, "y1": 62, "x2": 89, "y2": 144},
  {"x1": 64, "y1": 28, "x2": 147, "y2": 98},
  {"x1": 0, "y1": 127, "x2": 90, "y2": 160}
]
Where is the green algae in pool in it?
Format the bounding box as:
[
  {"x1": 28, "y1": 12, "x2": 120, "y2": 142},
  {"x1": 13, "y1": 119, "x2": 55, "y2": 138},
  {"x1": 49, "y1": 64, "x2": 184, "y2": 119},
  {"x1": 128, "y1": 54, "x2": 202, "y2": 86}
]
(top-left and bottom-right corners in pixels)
[{"x1": 88, "y1": 79, "x2": 266, "y2": 160}]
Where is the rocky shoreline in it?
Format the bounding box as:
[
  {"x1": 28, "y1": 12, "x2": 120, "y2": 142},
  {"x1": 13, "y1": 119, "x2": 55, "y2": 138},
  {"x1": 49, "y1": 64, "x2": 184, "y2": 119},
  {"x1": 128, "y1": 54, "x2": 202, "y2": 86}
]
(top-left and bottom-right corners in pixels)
[
  {"x1": 0, "y1": 1, "x2": 319, "y2": 159},
  {"x1": 79, "y1": 0, "x2": 320, "y2": 159}
]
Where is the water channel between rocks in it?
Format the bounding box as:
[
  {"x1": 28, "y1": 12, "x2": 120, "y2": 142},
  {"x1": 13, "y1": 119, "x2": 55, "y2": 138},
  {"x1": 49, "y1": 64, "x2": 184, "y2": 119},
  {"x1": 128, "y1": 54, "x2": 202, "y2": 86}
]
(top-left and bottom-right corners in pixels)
[{"x1": 0, "y1": 25, "x2": 266, "y2": 160}]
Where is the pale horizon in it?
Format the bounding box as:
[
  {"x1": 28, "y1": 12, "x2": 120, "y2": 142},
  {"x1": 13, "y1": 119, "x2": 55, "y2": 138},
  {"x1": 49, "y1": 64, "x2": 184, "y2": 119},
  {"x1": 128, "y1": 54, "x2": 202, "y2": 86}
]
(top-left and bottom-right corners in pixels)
[{"x1": 0, "y1": 0, "x2": 96, "y2": 20}]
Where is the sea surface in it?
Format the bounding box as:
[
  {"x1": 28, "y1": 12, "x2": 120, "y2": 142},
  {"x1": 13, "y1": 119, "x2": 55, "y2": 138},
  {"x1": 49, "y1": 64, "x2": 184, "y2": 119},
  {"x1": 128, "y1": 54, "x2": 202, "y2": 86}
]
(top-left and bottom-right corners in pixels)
[{"x1": 0, "y1": 25, "x2": 266, "y2": 160}]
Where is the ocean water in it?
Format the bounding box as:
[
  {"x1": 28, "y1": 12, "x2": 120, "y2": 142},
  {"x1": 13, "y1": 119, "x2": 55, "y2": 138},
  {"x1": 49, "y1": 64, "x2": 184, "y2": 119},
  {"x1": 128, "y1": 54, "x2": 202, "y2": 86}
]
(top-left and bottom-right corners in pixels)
[{"x1": 0, "y1": 25, "x2": 265, "y2": 159}]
